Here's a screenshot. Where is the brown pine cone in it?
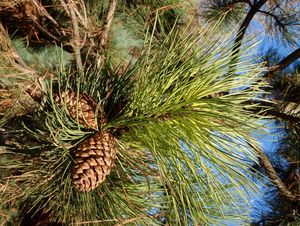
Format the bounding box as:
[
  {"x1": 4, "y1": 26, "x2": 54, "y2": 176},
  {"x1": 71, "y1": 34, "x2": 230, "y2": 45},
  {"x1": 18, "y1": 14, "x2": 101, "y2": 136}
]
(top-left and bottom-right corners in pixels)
[
  {"x1": 55, "y1": 90, "x2": 99, "y2": 130},
  {"x1": 72, "y1": 131, "x2": 116, "y2": 192}
]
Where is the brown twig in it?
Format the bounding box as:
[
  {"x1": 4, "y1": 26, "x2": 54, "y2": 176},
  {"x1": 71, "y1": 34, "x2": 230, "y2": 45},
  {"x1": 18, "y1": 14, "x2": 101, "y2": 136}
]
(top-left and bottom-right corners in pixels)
[
  {"x1": 70, "y1": 219, "x2": 117, "y2": 225},
  {"x1": 113, "y1": 215, "x2": 145, "y2": 226},
  {"x1": 66, "y1": 0, "x2": 84, "y2": 75},
  {"x1": 58, "y1": 0, "x2": 71, "y2": 16},
  {"x1": 31, "y1": 0, "x2": 59, "y2": 26},
  {"x1": 100, "y1": 0, "x2": 117, "y2": 47},
  {"x1": 97, "y1": 0, "x2": 117, "y2": 68},
  {"x1": 32, "y1": 20, "x2": 61, "y2": 42}
]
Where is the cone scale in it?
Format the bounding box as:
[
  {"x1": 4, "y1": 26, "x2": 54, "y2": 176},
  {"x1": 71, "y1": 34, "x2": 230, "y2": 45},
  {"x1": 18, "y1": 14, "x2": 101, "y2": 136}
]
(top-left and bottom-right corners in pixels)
[
  {"x1": 55, "y1": 90, "x2": 98, "y2": 130},
  {"x1": 72, "y1": 131, "x2": 116, "y2": 192}
]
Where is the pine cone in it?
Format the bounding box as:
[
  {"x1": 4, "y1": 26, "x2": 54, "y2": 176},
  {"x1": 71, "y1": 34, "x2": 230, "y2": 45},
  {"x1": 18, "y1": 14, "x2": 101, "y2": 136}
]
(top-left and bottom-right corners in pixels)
[
  {"x1": 72, "y1": 131, "x2": 116, "y2": 192},
  {"x1": 55, "y1": 90, "x2": 99, "y2": 130}
]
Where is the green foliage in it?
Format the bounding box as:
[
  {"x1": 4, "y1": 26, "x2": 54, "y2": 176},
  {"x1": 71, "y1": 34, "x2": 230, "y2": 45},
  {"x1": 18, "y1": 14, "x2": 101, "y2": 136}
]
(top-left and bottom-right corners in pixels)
[{"x1": 0, "y1": 19, "x2": 268, "y2": 225}]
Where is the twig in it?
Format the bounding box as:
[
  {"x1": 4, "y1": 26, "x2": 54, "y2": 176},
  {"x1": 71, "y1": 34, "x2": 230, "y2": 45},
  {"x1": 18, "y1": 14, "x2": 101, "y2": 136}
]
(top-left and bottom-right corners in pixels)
[
  {"x1": 66, "y1": 0, "x2": 84, "y2": 76},
  {"x1": 32, "y1": 20, "x2": 61, "y2": 42},
  {"x1": 113, "y1": 215, "x2": 145, "y2": 226},
  {"x1": 97, "y1": 0, "x2": 117, "y2": 68},
  {"x1": 100, "y1": 0, "x2": 117, "y2": 47},
  {"x1": 58, "y1": 0, "x2": 70, "y2": 16},
  {"x1": 31, "y1": 0, "x2": 59, "y2": 26},
  {"x1": 248, "y1": 100, "x2": 300, "y2": 124},
  {"x1": 71, "y1": 219, "x2": 117, "y2": 225},
  {"x1": 257, "y1": 8, "x2": 285, "y2": 28}
]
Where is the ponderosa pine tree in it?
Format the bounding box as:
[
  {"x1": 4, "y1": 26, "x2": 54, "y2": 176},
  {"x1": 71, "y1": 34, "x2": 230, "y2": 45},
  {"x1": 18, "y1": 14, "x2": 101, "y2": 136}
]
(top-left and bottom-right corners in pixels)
[{"x1": 1, "y1": 1, "x2": 269, "y2": 225}]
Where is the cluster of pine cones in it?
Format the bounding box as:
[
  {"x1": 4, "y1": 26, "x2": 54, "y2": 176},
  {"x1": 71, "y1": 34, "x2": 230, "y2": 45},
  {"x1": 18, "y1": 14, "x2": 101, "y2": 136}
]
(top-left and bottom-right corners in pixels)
[{"x1": 55, "y1": 90, "x2": 116, "y2": 192}]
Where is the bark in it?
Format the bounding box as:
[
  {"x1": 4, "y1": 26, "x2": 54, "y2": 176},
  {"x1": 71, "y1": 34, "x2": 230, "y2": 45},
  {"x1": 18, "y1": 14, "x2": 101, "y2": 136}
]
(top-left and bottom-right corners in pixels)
[
  {"x1": 248, "y1": 142, "x2": 300, "y2": 201},
  {"x1": 243, "y1": 99, "x2": 299, "y2": 121},
  {"x1": 233, "y1": 0, "x2": 267, "y2": 52},
  {"x1": 257, "y1": 147, "x2": 299, "y2": 201},
  {"x1": 275, "y1": 100, "x2": 300, "y2": 118},
  {"x1": 247, "y1": 100, "x2": 300, "y2": 200}
]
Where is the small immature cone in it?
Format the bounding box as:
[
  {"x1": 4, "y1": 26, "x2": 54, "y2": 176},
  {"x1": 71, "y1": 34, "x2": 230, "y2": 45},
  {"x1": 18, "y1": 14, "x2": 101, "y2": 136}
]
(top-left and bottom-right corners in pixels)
[
  {"x1": 72, "y1": 131, "x2": 116, "y2": 192},
  {"x1": 55, "y1": 90, "x2": 98, "y2": 129}
]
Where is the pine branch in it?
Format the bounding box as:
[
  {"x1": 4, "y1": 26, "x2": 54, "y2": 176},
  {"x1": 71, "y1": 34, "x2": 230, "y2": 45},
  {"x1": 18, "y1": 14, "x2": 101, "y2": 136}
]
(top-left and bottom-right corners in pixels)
[
  {"x1": 266, "y1": 48, "x2": 300, "y2": 77},
  {"x1": 0, "y1": 12, "x2": 271, "y2": 224},
  {"x1": 199, "y1": 0, "x2": 248, "y2": 27},
  {"x1": 250, "y1": 143, "x2": 300, "y2": 201},
  {"x1": 264, "y1": 109, "x2": 300, "y2": 124},
  {"x1": 229, "y1": 0, "x2": 267, "y2": 72},
  {"x1": 247, "y1": 100, "x2": 300, "y2": 124}
]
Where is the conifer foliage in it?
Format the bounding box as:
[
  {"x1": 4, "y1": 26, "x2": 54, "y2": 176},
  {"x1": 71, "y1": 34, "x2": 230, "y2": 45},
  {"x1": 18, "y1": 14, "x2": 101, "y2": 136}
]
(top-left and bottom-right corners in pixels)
[{"x1": 0, "y1": 0, "x2": 268, "y2": 225}]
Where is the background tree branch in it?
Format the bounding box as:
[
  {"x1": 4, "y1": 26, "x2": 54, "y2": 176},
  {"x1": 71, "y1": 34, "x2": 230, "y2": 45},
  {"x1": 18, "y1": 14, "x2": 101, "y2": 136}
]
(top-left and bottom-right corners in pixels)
[
  {"x1": 248, "y1": 143, "x2": 300, "y2": 201},
  {"x1": 230, "y1": 0, "x2": 267, "y2": 70},
  {"x1": 266, "y1": 48, "x2": 300, "y2": 77}
]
